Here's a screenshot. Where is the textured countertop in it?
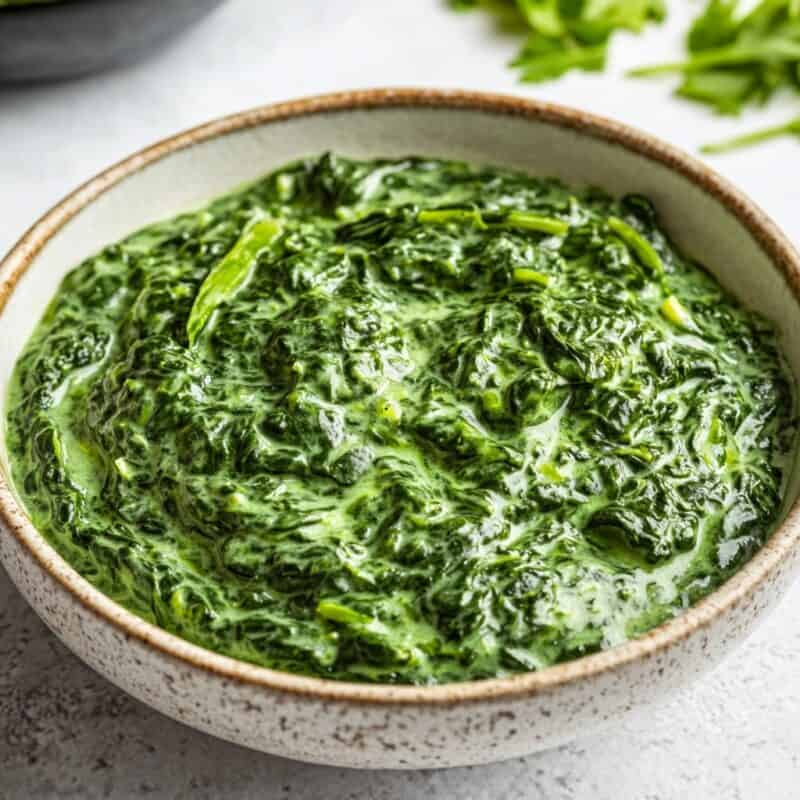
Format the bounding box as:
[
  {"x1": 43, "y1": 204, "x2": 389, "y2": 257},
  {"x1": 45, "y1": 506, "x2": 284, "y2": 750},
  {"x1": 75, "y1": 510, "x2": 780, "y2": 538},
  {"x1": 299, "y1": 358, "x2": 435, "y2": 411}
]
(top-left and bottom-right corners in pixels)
[{"x1": 1, "y1": 1, "x2": 799, "y2": 797}]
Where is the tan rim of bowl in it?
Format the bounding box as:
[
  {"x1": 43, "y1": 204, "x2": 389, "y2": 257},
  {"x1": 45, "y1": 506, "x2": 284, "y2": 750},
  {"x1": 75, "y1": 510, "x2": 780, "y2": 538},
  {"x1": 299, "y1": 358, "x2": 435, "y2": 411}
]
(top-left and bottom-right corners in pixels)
[{"x1": 2, "y1": 88, "x2": 800, "y2": 706}]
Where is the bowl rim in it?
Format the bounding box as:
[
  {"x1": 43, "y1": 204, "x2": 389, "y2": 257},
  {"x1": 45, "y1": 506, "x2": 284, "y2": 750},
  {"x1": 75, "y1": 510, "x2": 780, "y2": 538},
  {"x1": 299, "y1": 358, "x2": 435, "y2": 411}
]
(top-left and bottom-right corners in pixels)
[{"x1": 2, "y1": 87, "x2": 800, "y2": 707}]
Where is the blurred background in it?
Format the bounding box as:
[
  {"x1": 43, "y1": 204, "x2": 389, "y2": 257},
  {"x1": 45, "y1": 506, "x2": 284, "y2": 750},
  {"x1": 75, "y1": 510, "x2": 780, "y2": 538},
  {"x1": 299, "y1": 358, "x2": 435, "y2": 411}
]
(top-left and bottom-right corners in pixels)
[{"x1": 1, "y1": 1, "x2": 799, "y2": 798}]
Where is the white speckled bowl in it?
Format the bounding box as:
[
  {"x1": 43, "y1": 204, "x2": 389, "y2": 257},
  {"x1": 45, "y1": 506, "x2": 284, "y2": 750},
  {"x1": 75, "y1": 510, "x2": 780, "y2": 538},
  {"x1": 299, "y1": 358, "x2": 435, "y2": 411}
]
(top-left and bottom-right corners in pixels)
[{"x1": 2, "y1": 90, "x2": 800, "y2": 769}]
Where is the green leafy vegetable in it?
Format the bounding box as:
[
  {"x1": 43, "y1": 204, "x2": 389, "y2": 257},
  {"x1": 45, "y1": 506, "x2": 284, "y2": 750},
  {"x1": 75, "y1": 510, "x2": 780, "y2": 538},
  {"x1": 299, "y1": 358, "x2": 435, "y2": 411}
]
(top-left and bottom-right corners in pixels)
[
  {"x1": 449, "y1": 0, "x2": 666, "y2": 82},
  {"x1": 7, "y1": 154, "x2": 795, "y2": 685},
  {"x1": 186, "y1": 216, "x2": 283, "y2": 346},
  {"x1": 417, "y1": 208, "x2": 488, "y2": 228},
  {"x1": 504, "y1": 209, "x2": 569, "y2": 234},
  {"x1": 660, "y1": 294, "x2": 693, "y2": 328},
  {"x1": 632, "y1": 0, "x2": 800, "y2": 150},
  {"x1": 316, "y1": 600, "x2": 373, "y2": 626},
  {"x1": 512, "y1": 266, "x2": 551, "y2": 285},
  {"x1": 608, "y1": 216, "x2": 664, "y2": 274},
  {"x1": 417, "y1": 206, "x2": 569, "y2": 234},
  {"x1": 687, "y1": 0, "x2": 740, "y2": 52}
]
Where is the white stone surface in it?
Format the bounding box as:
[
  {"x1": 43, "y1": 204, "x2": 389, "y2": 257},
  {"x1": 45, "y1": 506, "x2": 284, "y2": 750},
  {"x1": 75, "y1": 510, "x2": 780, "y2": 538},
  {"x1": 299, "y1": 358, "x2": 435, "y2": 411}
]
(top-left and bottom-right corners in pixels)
[{"x1": 0, "y1": 1, "x2": 798, "y2": 796}]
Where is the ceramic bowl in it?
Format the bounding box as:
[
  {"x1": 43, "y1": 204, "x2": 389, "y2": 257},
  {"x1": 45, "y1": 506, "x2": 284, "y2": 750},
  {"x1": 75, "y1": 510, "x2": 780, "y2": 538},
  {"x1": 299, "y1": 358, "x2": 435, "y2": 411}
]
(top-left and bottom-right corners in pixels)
[
  {"x1": 0, "y1": 0, "x2": 226, "y2": 83},
  {"x1": 2, "y1": 89, "x2": 800, "y2": 770}
]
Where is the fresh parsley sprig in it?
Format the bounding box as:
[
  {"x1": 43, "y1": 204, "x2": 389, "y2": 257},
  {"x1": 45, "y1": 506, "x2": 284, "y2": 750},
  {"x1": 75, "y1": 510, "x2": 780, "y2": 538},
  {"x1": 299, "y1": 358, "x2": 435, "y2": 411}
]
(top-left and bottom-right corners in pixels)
[
  {"x1": 451, "y1": 0, "x2": 666, "y2": 82},
  {"x1": 632, "y1": 0, "x2": 800, "y2": 152}
]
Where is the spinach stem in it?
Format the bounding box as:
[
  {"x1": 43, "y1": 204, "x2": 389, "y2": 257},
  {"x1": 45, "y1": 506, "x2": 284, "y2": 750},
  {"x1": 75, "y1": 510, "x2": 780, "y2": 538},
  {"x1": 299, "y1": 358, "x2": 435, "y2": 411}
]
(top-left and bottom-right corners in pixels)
[
  {"x1": 186, "y1": 217, "x2": 283, "y2": 346},
  {"x1": 608, "y1": 217, "x2": 664, "y2": 274}
]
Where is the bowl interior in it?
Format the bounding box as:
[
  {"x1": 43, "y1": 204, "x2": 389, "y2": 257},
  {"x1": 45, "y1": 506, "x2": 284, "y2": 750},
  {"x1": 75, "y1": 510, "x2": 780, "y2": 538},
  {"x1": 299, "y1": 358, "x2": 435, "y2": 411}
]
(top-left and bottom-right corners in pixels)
[{"x1": 2, "y1": 101, "x2": 800, "y2": 581}]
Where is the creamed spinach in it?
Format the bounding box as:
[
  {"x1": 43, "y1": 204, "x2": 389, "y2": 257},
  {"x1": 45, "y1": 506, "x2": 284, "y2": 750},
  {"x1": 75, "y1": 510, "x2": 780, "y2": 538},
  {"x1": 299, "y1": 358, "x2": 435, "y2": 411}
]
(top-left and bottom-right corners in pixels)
[{"x1": 6, "y1": 155, "x2": 796, "y2": 683}]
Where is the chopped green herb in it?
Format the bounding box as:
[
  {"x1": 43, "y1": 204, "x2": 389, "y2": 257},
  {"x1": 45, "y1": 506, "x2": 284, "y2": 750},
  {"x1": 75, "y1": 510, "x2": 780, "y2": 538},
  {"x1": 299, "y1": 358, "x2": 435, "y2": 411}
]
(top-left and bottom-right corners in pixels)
[
  {"x1": 632, "y1": 0, "x2": 800, "y2": 150},
  {"x1": 449, "y1": 0, "x2": 666, "y2": 83}
]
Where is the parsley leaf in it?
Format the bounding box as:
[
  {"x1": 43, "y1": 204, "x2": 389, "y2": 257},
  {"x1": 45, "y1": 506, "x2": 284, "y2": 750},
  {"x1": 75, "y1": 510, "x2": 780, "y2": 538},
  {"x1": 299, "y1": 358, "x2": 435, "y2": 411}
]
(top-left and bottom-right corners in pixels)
[
  {"x1": 449, "y1": 0, "x2": 665, "y2": 83},
  {"x1": 632, "y1": 0, "x2": 800, "y2": 150}
]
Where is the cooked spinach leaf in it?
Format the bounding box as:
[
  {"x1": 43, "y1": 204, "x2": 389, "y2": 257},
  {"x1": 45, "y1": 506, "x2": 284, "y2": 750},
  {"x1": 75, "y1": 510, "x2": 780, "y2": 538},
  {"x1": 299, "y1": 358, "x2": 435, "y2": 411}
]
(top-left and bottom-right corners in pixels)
[{"x1": 187, "y1": 216, "x2": 283, "y2": 346}]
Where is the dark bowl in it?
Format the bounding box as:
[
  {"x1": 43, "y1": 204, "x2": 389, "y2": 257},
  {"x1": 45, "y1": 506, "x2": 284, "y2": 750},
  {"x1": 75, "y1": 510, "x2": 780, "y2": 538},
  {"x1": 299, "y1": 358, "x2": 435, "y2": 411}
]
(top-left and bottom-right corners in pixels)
[{"x1": 0, "y1": 0, "x2": 226, "y2": 83}]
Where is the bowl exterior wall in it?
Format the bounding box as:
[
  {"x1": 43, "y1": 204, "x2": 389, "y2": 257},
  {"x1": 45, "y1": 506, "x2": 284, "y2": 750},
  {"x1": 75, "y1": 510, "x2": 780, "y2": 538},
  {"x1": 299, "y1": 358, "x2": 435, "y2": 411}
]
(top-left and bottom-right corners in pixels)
[{"x1": 3, "y1": 494, "x2": 798, "y2": 768}]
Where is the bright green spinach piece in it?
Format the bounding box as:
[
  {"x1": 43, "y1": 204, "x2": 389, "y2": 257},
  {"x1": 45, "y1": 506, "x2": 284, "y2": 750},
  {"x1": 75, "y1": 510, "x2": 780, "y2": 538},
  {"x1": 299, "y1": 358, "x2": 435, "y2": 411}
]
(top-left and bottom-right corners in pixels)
[{"x1": 186, "y1": 217, "x2": 283, "y2": 346}]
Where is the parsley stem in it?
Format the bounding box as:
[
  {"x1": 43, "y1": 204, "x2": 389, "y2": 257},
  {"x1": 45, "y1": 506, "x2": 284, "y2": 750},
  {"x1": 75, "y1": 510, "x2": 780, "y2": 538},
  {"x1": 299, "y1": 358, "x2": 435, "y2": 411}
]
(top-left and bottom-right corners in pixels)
[
  {"x1": 630, "y1": 41, "x2": 800, "y2": 77},
  {"x1": 702, "y1": 116, "x2": 800, "y2": 154}
]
